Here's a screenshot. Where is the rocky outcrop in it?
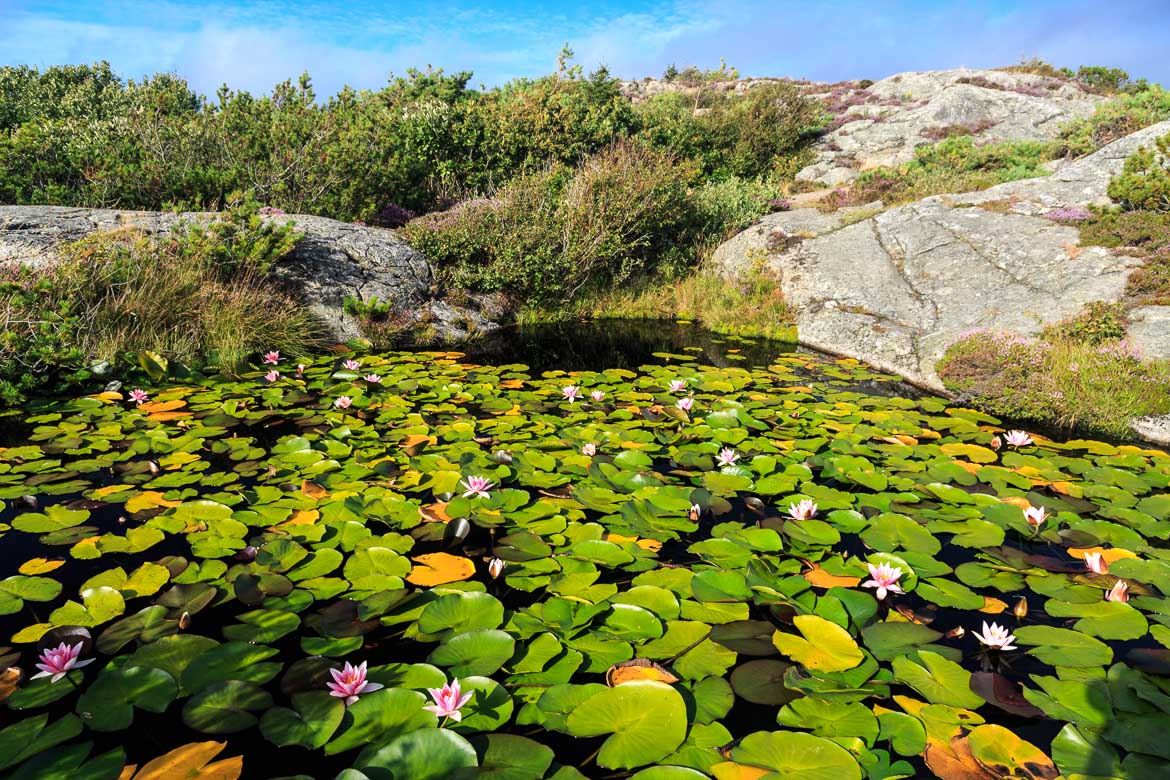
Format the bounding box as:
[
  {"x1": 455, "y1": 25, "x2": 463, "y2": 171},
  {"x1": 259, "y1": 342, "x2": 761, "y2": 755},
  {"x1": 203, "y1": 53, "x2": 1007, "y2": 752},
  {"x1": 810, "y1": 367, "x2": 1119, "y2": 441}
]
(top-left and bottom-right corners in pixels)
[
  {"x1": 797, "y1": 68, "x2": 1102, "y2": 186},
  {"x1": 618, "y1": 77, "x2": 799, "y2": 103},
  {"x1": 713, "y1": 120, "x2": 1170, "y2": 445},
  {"x1": 0, "y1": 205, "x2": 498, "y2": 342}
]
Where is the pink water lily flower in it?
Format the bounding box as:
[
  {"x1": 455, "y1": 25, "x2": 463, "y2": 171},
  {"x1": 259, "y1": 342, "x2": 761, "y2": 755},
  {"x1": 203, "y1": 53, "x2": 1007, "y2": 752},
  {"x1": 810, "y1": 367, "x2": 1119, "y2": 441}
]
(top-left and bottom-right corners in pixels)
[
  {"x1": 264, "y1": 370, "x2": 280, "y2": 382},
  {"x1": 364, "y1": 374, "x2": 383, "y2": 384},
  {"x1": 128, "y1": 388, "x2": 149, "y2": 405},
  {"x1": 990, "y1": 435, "x2": 1002, "y2": 450},
  {"x1": 1004, "y1": 430, "x2": 1033, "y2": 447},
  {"x1": 327, "y1": 661, "x2": 383, "y2": 706},
  {"x1": 343, "y1": 359, "x2": 361, "y2": 371},
  {"x1": 582, "y1": 443, "x2": 597, "y2": 456},
  {"x1": 334, "y1": 396, "x2": 353, "y2": 409},
  {"x1": 788, "y1": 499, "x2": 818, "y2": 521},
  {"x1": 32, "y1": 642, "x2": 94, "y2": 683},
  {"x1": 974, "y1": 621, "x2": 1017, "y2": 651},
  {"x1": 461, "y1": 475, "x2": 493, "y2": 499},
  {"x1": 676, "y1": 397, "x2": 694, "y2": 412},
  {"x1": 1106, "y1": 579, "x2": 1129, "y2": 603},
  {"x1": 591, "y1": 390, "x2": 605, "y2": 402},
  {"x1": 1084, "y1": 551, "x2": 1108, "y2": 574},
  {"x1": 1024, "y1": 506, "x2": 1047, "y2": 528},
  {"x1": 716, "y1": 448, "x2": 739, "y2": 467},
  {"x1": 562, "y1": 385, "x2": 581, "y2": 403},
  {"x1": 263, "y1": 351, "x2": 280, "y2": 365},
  {"x1": 424, "y1": 678, "x2": 473, "y2": 722},
  {"x1": 669, "y1": 379, "x2": 687, "y2": 393},
  {"x1": 862, "y1": 562, "x2": 904, "y2": 600}
]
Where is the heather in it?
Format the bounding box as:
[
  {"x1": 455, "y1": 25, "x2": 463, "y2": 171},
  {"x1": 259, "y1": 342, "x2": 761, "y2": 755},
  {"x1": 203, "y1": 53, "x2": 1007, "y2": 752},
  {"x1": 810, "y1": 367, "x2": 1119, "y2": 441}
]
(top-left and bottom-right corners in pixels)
[{"x1": 937, "y1": 330, "x2": 1170, "y2": 436}]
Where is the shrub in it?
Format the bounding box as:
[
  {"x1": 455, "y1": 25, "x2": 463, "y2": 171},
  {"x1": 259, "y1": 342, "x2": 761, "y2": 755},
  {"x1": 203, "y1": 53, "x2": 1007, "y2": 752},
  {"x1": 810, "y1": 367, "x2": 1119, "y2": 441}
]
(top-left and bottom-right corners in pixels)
[
  {"x1": 1060, "y1": 84, "x2": 1170, "y2": 156},
  {"x1": 937, "y1": 330, "x2": 1170, "y2": 436},
  {"x1": 405, "y1": 141, "x2": 699, "y2": 302},
  {"x1": 1077, "y1": 209, "x2": 1170, "y2": 251},
  {"x1": 1041, "y1": 301, "x2": 1129, "y2": 345},
  {"x1": 823, "y1": 135, "x2": 1059, "y2": 208},
  {"x1": 0, "y1": 202, "x2": 318, "y2": 404},
  {"x1": 1106, "y1": 132, "x2": 1170, "y2": 212},
  {"x1": 1126, "y1": 247, "x2": 1170, "y2": 301},
  {"x1": 0, "y1": 264, "x2": 87, "y2": 404}
]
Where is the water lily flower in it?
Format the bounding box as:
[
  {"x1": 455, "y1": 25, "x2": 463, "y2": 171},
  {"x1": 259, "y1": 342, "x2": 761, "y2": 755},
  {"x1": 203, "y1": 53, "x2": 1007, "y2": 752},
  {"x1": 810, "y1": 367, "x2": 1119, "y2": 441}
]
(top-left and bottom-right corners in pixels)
[
  {"x1": 591, "y1": 390, "x2": 605, "y2": 402},
  {"x1": 461, "y1": 476, "x2": 493, "y2": 499},
  {"x1": 264, "y1": 370, "x2": 280, "y2": 382},
  {"x1": 669, "y1": 379, "x2": 687, "y2": 392},
  {"x1": 689, "y1": 503, "x2": 702, "y2": 521},
  {"x1": 862, "y1": 562, "x2": 904, "y2": 600},
  {"x1": 343, "y1": 359, "x2": 361, "y2": 371},
  {"x1": 990, "y1": 435, "x2": 1002, "y2": 450},
  {"x1": 128, "y1": 388, "x2": 149, "y2": 405},
  {"x1": 974, "y1": 621, "x2": 1017, "y2": 651},
  {"x1": 562, "y1": 385, "x2": 581, "y2": 403},
  {"x1": 1106, "y1": 579, "x2": 1129, "y2": 603},
  {"x1": 1024, "y1": 506, "x2": 1047, "y2": 528},
  {"x1": 716, "y1": 448, "x2": 740, "y2": 467},
  {"x1": 334, "y1": 396, "x2": 352, "y2": 409},
  {"x1": 326, "y1": 661, "x2": 383, "y2": 706},
  {"x1": 582, "y1": 443, "x2": 597, "y2": 456},
  {"x1": 424, "y1": 678, "x2": 473, "y2": 722},
  {"x1": 31, "y1": 641, "x2": 94, "y2": 683},
  {"x1": 1004, "y1": 430, "x2": 1033, "y2": 447},
  {"x1": 788, "y1": 499, "x2": 818, "y2": 521},
  {"x1": 364, "y1": 374, "x2": 383, "y2": 384},
  {"x1": 263, "y1": 351, "x2": 280, "y2": 365},
  {"x1": 1084, "y1": 551, "x2": 1108, "y2": 574},
  {"x1": 676, "y1": 397, "x2": 694, "y2": 412},
  {"x1": 296, "y1": 363, "x2": 306, "y2": 376},
  {"x1": 488, "y1": 558, "x2": 505, "y2": 579}
]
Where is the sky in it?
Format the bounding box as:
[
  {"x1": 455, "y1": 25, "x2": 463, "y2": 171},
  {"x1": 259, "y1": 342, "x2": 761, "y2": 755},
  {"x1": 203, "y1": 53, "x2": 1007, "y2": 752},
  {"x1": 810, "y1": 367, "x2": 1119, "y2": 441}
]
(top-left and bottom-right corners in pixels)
[{"x1": 1, "y1": 0, "x2": 1167, "y2": 97}]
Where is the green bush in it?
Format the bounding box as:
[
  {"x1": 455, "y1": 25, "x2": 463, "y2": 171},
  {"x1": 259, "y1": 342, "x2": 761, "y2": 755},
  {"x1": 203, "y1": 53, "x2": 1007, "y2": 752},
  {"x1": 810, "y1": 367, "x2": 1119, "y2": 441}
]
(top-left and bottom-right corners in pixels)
[
  {"x1": 0, "y1": 200, "x2": 317, "y2": 405},
  {"x1": 1060, "y1": 84, "x2": 1170, "y2": 156},
  {"x1": 1106, "y1": 132, "x2": 1170, "y2": 212},
  {"x1": 827, "y1": 135, "x2": 1059, "y2": 208},
  {"x1": 1041, "y1": 301, "x2": 1129, "y2": 345},
  {"x1": 404, "y1": 141, "x2": 700, "y2": 302}
]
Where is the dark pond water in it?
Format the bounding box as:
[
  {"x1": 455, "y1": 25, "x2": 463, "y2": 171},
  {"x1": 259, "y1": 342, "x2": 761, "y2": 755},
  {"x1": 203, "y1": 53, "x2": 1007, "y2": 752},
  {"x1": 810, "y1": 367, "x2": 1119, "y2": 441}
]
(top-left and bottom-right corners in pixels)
[{"x1": 0, "y1": 320, "x2": 1167, "y2": 779}]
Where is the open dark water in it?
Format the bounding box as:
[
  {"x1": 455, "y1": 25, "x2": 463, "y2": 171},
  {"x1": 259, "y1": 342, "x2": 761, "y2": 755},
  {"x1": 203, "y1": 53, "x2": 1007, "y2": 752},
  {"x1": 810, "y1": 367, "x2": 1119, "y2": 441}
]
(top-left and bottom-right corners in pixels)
[{"x1": 0, "y1": 320, "x2": 1163, "y2": 778}]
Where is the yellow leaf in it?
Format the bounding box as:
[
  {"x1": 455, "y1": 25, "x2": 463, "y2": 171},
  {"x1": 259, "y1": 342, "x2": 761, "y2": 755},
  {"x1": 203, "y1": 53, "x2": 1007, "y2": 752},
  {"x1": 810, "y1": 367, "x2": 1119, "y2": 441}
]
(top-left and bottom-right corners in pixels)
[
  {"x1": 605, "y1": 658, "x2": 680, "y2": 686},
  {"x1": 11, "y1": 623, "x2": 52, "y2": 643},
  {"x1": 605, "y1": 533, "x2": 662, "y2": 552},
  {"x1": 92, "y1": 483, "x2": 135, "y2": 499},
  {"x1": 126, "y1": 491, "x2": 182, "y2": 514},
  {"x1": 710, "y1": 762, "x2": 771, "y2": 780},
  {"x1": 131, "y1": 741, "x2": 242, "y2": 780},
  {"x1": 139, "y1": 399, "x2": 186, "y2": 413},
  {"x1": 421, "y1": 502, "x2": 452, "y2": 524},
  {"x1": 406, "y1": 552, "x2": 476, "y2": 586},
  {"x1": 940, "y1": 443, "x2": 998, "y2": 463},
  {"x1": 803, "y1": 565, "x2": 862, "y2": 589},
  {"x1": 301, "y1": 481, "x2": 328, "y2": 499},
  {"x1": 1000, "y1": 496, "x2": 1032, "y2": 510},
  {"x1": 19, "y1": 558, "x2": 65, "y2": 575},
  {"x1": 952, "y1": 461, "x2": 983, "y2": 475},
  {"x1": 91, "y1": 391, "x2": 124, "y2": 402},
  {"x1": 979, "y1": 597, "x2": 1008, "y2": 614},
  {"x1": 147, "y1": 411, "x2": 193, "y2": 421},
  {"x1": 0, "y1": 667, "x2": 21, "y2": 704},
  {"x1": 1067, "y1": 546, "x2": 1138, "y2": 564}
]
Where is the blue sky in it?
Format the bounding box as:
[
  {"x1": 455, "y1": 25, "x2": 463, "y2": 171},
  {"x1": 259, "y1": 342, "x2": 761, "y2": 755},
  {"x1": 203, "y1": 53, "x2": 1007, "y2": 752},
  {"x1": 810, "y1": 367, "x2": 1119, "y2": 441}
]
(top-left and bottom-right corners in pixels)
[{"x1": 2, "y1": 0, "x2": 1167, "y2": 97}]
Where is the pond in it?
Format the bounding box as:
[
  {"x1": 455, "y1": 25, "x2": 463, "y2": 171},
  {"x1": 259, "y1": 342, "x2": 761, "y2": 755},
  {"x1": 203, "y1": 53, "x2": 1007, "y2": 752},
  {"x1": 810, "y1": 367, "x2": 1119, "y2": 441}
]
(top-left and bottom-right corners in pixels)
[{"x1": 0, "y1": 320, "x2": 1167, "y2": 779}]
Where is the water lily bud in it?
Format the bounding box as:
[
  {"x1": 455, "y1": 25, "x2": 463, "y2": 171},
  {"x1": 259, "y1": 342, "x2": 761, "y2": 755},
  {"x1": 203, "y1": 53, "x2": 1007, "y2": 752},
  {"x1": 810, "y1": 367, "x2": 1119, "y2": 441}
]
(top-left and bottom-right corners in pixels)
[
  {"x1": 236, "y1": 545, "x2": 259, "y2": 562},
  {"x1": 117, "y1": 516, "x2": 127, "y2": 524},
  {"x1": 990, "y1": 435, "x2": 1002, "y2": 450},
  {"x1": 1013, "y1": 596, "x2": 1028, "y2": 619},
  {"x1": 688, "y1": 503, "x2": 701, "y2": 521},
  {"x1": 179, "y1": 611, "x2": 191, "y2": 630},
  {"x1": 488, "y1": 557, "x2": 505, "y2": 579},
  {"x1": 945, "y1": 626, "x2": 965, "y2": 639},
  {"x1": 148, "y1": 460, "x2": 161, "y2": 475}
]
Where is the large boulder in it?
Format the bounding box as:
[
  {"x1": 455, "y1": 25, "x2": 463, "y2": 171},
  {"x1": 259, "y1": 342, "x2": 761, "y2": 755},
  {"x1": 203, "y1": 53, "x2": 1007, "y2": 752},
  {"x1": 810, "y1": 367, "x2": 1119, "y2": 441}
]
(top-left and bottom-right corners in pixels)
[
  {"x1": 0, "y1": 205, "x2": 498, "y2": 342},
  {"x1": 798, "y1": 68, "x2": 1102, "y2": 186},
  {"x1": 714, "y1": 120, "x2": 1170, "y2": 444}
]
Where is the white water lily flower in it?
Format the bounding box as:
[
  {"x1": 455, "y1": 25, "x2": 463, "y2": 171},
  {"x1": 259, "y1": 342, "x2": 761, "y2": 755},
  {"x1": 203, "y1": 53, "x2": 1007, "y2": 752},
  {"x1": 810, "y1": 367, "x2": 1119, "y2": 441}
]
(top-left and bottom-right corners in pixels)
[{"x1": 974, "y1": 621, "x2": 1017, "y2": 651}]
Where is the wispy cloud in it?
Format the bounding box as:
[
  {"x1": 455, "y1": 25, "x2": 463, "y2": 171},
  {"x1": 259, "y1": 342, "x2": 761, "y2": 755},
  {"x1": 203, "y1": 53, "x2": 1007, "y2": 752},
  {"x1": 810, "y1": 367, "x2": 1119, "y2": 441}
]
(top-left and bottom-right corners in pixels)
[{"x1": 1, "y1": 0, "x2": 1166, "y2": 97}]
